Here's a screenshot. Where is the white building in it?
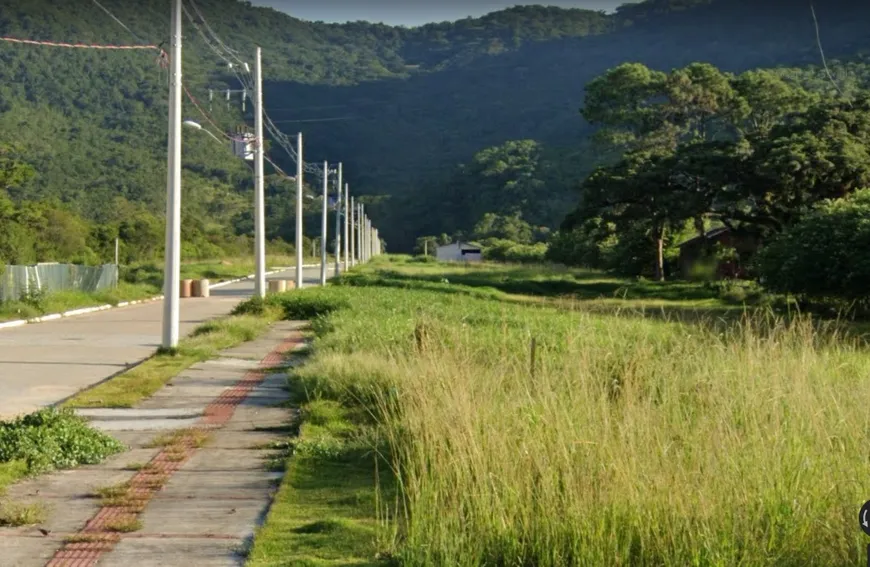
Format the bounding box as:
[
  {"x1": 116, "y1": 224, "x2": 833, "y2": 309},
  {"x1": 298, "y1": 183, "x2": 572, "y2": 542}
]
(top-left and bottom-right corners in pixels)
[{"x1": 436, "y1": 242, "x2": 483, "y2": 262}]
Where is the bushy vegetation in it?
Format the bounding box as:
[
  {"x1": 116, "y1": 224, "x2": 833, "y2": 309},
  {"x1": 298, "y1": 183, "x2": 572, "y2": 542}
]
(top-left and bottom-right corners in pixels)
[
  {"x1": 755, "y1": 189, "x2": 870, "y2": 311},
  {"x1": 246, "y1": 261, "x2": 870, "y2": 565},
  {"x1": 0, "y1": 409, "x2": 123, "y2": 477}
]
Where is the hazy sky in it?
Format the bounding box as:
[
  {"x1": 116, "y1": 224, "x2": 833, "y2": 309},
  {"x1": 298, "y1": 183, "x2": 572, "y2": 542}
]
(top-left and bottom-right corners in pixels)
[{"x1": 249, "y1": 1, "x2": 629, "y2": 26}]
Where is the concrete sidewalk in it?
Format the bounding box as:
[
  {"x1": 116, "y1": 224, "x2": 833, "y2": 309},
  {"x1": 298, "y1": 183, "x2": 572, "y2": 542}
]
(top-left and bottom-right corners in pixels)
[
  {"x1": 0, "y1": 321, "x2": 304, "y2": 567},
  {"x1": 0, "y1": 266, "x2": 327, "y2": 419}
]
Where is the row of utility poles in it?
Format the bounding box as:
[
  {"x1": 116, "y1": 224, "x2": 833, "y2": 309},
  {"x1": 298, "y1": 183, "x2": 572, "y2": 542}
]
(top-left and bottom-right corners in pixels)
[{"x1": 162, "y1": 0, "x2": 380, "y2": 349}]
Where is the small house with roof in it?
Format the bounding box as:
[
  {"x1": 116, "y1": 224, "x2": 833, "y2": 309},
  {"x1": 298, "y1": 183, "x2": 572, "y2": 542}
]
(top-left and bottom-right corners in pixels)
[{"x1": 436, "y1": 242, "x2": 483, "y2": 263}]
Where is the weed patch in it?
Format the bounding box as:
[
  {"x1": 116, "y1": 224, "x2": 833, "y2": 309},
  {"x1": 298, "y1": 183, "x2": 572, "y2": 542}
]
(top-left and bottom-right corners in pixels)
[
  {"x1": 145, "y1": 428, "x2": 210, "y2": 449},
  {"x1": 104, "y1": 516, "x2": 143, "y2": 533},
  {"x1": 0, "y1": 409, "x2": 123, "y2": 475},
  {"x1": 0, "y1": 501, "x2": 47, "y2": 526}
]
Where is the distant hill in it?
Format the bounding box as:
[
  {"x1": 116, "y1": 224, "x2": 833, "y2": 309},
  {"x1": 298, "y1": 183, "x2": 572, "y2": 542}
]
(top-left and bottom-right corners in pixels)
[{"x1": 1, "y1": 0, "x2": 869, "y2": 250}]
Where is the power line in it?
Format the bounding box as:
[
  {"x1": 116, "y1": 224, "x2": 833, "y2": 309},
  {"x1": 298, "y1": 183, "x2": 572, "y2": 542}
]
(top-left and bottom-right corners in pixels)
[
  {"x1": 270, "y1": 116, "x2": 356, "y2": 124},
  {"x1": 180, "y1": 0, "x2": 326, "y2": 176},
  {"x1": 0, "y1": 36, "x2": 161, "y2": 51},
  {"x1": 182, "y1": 84, "x2": 248, "y2": 142},
  {"x1": 188, "y1": 0, "x2": 246, "y2": 63},
  {"x1": 91, "y1": 0, "x2": 150, "y2": 46},
  {"x1": 810, "y1": 2, "x2": 849, "y2": 103}
]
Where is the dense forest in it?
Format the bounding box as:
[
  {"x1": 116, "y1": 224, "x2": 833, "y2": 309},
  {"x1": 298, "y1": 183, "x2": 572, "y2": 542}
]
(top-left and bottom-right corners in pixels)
[{"x1": 0, "y1": 0, "x2": 869, "y2": 267}]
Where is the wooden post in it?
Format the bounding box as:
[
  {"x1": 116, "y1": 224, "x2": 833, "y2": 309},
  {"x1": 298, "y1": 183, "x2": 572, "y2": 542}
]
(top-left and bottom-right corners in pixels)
[{"x1": 530, "y1": 337, "x2": 537, "y2": 379}]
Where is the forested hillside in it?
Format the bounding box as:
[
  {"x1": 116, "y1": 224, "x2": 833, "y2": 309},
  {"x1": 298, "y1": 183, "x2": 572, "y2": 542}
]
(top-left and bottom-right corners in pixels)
[{"x1": 0, "y1": 0, "x2": 868, "y2": 260}]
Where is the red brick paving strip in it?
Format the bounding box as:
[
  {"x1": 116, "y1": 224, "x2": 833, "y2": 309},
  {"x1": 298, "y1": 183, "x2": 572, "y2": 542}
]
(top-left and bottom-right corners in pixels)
[{"x1": 44, "y1": 332, "x2": 303, "y2": 567}]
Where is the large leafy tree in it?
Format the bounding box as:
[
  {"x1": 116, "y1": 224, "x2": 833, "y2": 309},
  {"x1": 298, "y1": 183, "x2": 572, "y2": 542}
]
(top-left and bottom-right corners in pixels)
[
  {"x1": 755, "y1": 189, "x2": 870, "y2": 306},
  {"x1": 569, "y1": 151, "x2": 686, "y2": 280},
  {"x1": 0, "y1": 144, "x2": 35, "y2": 264},
  {"x1": 566, "y1": 61, "x2": 870, "y2": 279}
]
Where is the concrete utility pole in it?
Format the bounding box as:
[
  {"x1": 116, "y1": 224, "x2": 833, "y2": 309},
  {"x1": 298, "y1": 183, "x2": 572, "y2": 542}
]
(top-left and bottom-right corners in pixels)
[
  {"x1": 162, "y1": 0, "x2": 183, "y2": 349},
  {"x1": 361, "y1": 215, "x2": 367, "y2": 263},
  {"x1": 349, "y1": 196, "x2": 355, "y2": 267},
  {"x1": 253, "y1": 46, "x2": 266, "y2": 298},
  {"x1": 358, "y1": 205, "x2": 364, "y2": 263},
  {"x1": 343, "y1": 183, "x2": 350, "y2": 269},
  {"x1": 334, "y1": 163, "x2": 342, "y2": 276},
  {"x1": 367, "y1": 218, "x2": 372, "y2": 261},
  {"x1": 320, "y1": 161, "x2": 328, "y2": 285},
  {"x1": 358, "y1": 203, "x2": 363, "y2": 264},
  {"x1": 295, "y1": 132, "x2": 304, "y2": 290}
]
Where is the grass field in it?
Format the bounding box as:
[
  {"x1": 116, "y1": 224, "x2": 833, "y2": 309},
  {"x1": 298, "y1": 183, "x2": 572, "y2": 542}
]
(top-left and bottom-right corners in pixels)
[{"x1": 248, "y1": 258, "x2": 870, "y2": 566}]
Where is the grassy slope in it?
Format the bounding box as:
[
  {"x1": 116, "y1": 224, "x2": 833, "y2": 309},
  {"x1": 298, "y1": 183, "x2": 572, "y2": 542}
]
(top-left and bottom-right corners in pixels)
[{"x1": 246, "y1": 258, "x2": 870, "y2": 566}]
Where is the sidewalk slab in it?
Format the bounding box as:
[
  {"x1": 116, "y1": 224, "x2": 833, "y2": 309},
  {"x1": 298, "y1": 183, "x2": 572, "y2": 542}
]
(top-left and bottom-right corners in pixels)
[
  {"x1": 0, "y1": 268, "x2": 321, "y2": 419},
  {"x1": 0, "y1": 321, "x2": 304, "y2": 566},
  {"x1": 97, "y1": 538, "x2": 243, "y2": 567}
]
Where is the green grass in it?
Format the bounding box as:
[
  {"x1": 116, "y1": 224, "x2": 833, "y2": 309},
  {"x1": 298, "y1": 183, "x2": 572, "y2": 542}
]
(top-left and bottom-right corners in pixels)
[
  {"x1": 0, "y1": 501, "x2": 48, "y2": 527},
  {"x1": 243, "y1": 259, "x2": 870, "y2": 566},
  {"x1": 62, "y1": 309, "x2": 282, "y2": 408},
  {"x1": 0, "y1": 461, "x2": 28, "y2": 495},
  {"x1": 0, "y1": 282, "x2": 160, "y2": 322},
  {"x1": 340, "y1": 257, "x2": 773, "y2": 312},
  {"x1": 246, "y1": 397, "x2": 395, "y2": 567},
  {"x1": 0, "y1": 409, "x2": 123, "y2": 513}
]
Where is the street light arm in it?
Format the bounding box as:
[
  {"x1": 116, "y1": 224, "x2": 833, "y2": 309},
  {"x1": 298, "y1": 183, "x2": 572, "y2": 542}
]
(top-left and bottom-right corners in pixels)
[{"x1": 183, "y1": 120, "x2": 223, "y2": 144}]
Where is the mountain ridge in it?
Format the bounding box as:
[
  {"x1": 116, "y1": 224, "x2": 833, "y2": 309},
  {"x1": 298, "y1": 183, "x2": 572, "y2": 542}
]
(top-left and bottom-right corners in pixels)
[{"x1": 0, "y1": 0, "x2": 868, "y2": 254}]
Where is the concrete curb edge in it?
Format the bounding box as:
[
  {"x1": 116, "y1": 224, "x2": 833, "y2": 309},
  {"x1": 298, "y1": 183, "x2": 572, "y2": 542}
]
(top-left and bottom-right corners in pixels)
[{"x1": 0, "y1": 264, "x2": 326, "y2": 331}]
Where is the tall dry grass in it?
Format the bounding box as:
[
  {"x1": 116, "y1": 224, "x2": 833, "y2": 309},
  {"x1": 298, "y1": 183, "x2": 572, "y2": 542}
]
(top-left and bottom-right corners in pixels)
[{"x1": 287, "y1": 283, "x2": 870, "y2": 566}]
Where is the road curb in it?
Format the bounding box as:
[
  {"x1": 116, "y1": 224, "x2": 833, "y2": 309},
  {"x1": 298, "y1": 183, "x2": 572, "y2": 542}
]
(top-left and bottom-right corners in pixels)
[{"x1": 0, "y1": 264, "x2": 326, "y2": 331}]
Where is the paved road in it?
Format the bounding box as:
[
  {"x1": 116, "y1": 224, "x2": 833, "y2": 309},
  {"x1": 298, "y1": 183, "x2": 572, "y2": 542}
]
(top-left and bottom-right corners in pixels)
[{"x1": 0, "y1": 265, "x2": 334, "y2": 419}]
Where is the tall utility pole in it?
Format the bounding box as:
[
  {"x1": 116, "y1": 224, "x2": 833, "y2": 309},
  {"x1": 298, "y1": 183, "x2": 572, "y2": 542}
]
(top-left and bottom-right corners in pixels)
[
  {"x1": 358, "y1": 205, "x2": 364, "y2": 263},
  {"x1": 349, "y1": 196, "x2": 355, "y2": 267},
  {"x1": 253, "y1": 46, "x2": 266, "y2": 298},
  {"x1": 366, "y1": 217, "x2": 371, "y2": 262},
  {"x1": 320, "y1": 161, "x2": 328, "y2": 285},
  {"x1": 334, "y1": 163, "x2": 342, "y2": 276},
  {"x1": 343, "y1": 183, "x2": 350, "y2": 269},
  {"x1": 295, "y1": 132, "x2": 304, "y2": 290},
  {"x1": 162, "y1": 0, "x2": 183, "y2": 350}
]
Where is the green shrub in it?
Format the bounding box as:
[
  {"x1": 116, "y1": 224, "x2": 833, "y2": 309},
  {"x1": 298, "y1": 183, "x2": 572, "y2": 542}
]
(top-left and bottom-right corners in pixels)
[
  {"x1": 756, "y1": 189, "x2": 870, "y2": 308},
  {"x1": 0, "y1": 408, "x2": 124, "y2": 475},
  {"x1": 481, "y1": 238, "x2": 548, "y2": 264},
  {"x1": 235, "y1": 289, "x2": 350, "y2": 321},
  {"x1": 410, "y1": 256, "x2": 437, "y2": 263}
]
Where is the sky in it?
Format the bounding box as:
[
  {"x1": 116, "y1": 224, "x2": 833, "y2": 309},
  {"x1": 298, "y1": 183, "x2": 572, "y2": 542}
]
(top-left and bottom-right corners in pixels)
[{"x1": 248, "y1": 1, "x2": 629, "y2": 27}]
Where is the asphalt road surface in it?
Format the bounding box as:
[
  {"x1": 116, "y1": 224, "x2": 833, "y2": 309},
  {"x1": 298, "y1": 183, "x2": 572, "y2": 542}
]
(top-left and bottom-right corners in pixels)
[{"x1": 0, "y1": 265, "x2": 333, "y2": 418}]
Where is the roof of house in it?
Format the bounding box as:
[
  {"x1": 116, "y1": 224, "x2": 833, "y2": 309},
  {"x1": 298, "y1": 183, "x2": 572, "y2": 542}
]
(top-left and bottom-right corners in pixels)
[
  {"x1": 437, "y1": 241, "x2": 483, "y2": 250},
  {"x1": 678, "y1": 227, "x2": 730, "y2": 248}
]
